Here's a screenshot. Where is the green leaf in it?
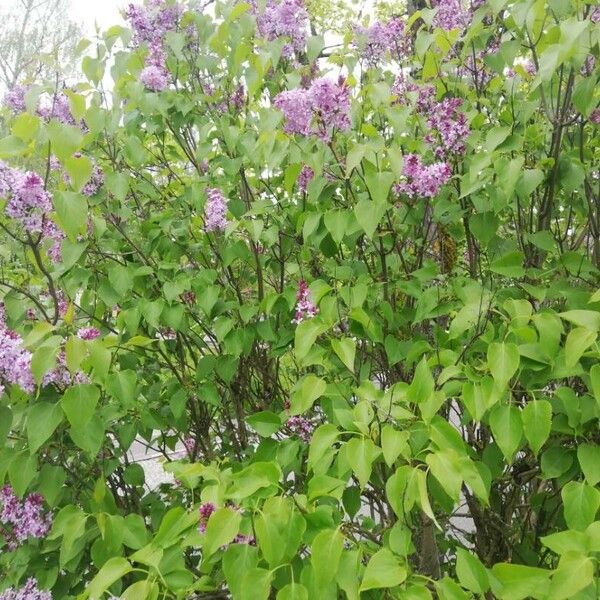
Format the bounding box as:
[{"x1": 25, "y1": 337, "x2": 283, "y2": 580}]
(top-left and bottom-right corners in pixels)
[
  {"x1": 121, "y1": 581, "x2": 158, "y2": 600},
  {"x1": 27, "y1": 402, "x2": 63, "y2": 453},
  {"x1": 310, "y1": 529, "x2": 344, "y2": 587},
  {"x1": 564, "y1": 327, "x2": 596, "y2": 368},
  {"x1": 61, "y1": 384, "x2": 100, "y2": 431},
  {"x1": 331, "y1": 337, "x2": 356, "y2": 372},
  {"x1": 365, "y1": 170, "x2": 394, "y2": 204},
  {"x1": 408, "y1": 357, "x2": 434, "y2": 404},
  {"x1": 547, "y1": 552, "x2": 594, "y2": 600},
  {"x1": 277, "y1": 583, "x2": 309, "y2": 600},
  {"x1": 68, "y1": 415, "x2": 105, "y2": 457},
  {"x1": 489, "y1": 252, "x2": 525, "y2": 277},
  {"x1": 46, "y1": 122, "x2": 83, "y2": 160},
  {"x1": 87, "y1": 557, "x2": 132, "y2": 599},
  {"x1": 435, "y1": 577, "x2": 470, "y2": 600},
  {"x1": 239, "y1": 568, "x2": 273, "y2": 600},
  {"x1": 426, "y1": 450, "x2": 464, "y2": 502},
  {"x1": 30, "y1": 336, "x2": 61, "y2": 385},
  {"x1": 561, "y1": 481, "x2": 600, "y2": 531},
  {"x1": 455, "y1": 547, "x2": 489, "y2": 594},
  {"x1": 247, "y1": 411, "x2": 282, "y2": 437},
  {"x1": 577, "y1": 444, "x2": 600, "y2": 486},
  {"x1": 202, "y1": 507, "x2": 241, "y2": 557},
  {"x1": 345, "y1": 437, "x2": 381, "y2": 489},
  {"x1": 521, "y1": 400, "x2": 552, "y2": 455},
  {"x1": 354, "y1": 199, "x2": 386, "y2": 239},
  {"x1": 0, "y1": 135, "x2": 26, "y2": 158},
  {"x1": 307, "y1": 423, "x2": 339, "y2": 472},
  {"x1": 289, "y1": 375, "x2": 327, "y2": 415},
  {"x1": 223, "y1": 544, "x2": 259, "y2": 599},
  {"x1": 64, "y1": 154, "x2": 93, "y2": 193},
  {"x1": 491, "y1": 563, "x2": 551, "y2": 600},
  {"x1": 360, "y1": 548, "x2": 407, "y2": 591},
  {"x1": 489, "y1": 404, "x2": 522, "y2": 462},
  {"x1": 381, "y1": 425, "x2": 409, "y2": 467},
  {"x1": 294, "y1": 318, "x2": 326, "y2": 360},
  {"x1": 559, "y1": 310, "x2": 600, "y2": 331},
  {"x1": 488, "y1": 343, "x2": 520, "y2": 389},
  {"x1": 54, "y1": 191, "x2": 88, "y2": 241}
]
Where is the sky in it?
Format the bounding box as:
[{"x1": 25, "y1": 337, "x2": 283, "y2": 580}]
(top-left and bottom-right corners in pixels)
[{"x1": 70, "y1": 0, "x2": 125, "y2": 34}]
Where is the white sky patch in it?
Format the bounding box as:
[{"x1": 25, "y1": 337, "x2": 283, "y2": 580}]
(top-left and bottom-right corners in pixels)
[{"x1": 70, "y1": 0, "x2": 125, "y2": 34}]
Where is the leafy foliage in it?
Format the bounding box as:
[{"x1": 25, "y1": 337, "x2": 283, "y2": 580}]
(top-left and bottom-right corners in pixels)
[{"x1": 0, "y1": 0, "x2": 599, "y2": 598}]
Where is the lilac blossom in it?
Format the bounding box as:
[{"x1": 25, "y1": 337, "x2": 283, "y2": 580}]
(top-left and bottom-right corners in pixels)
[
  {"x1": 5, "y1": 171, "x2": 53, "y2": 234},
  {"x1": 0, "y1": 578, "x2": 52, "y2": 600},
  {"x1": 42, "y1": 351, "x2": 90, "y2": 388},
  {"x1": 425, "y1": 98, "x2": 470, "y2": 158},
  {"x1": 198, "y1": 502, "x2": 216, "y2": 533},
  {"x1": 393, "y1": 154, "x2": 452, "y2": 198},
  {"x1": 0, "y1": 310, "x2": 35, "y2": 394},
  {"x1": 590, "y1": 108, "x2": 600, "y2": 125},
  {"x1": 292, "y1": 280, "x2": 318, "y2": 324},
  {"x1": 252, "y1": 0, "x2": 308, "y2": 58},
  {"x1": 82, "y1": 164, "x2": 105, "y2": 196},
  {"x1": 204, "y1": 187, "x2": 228, "y2": 232},
  {"x1": 297, "y1": 165, "x2": 314, "y2": 193},
  {"x1": 581, "y1": 55, "x2": 595, "y2": 77},
  {"x1": 274, "y1": 76, "x2": 351, "y2": 141},
  {"x1": 42, "y1": 219, "x2": 65, "y2": 264},
  {"x1": 391, "y1": 74, "x2": 435, "y2": 113},
  {"x1": 3, "y1": 85, "x2": 28, "y2": 113},
  {"x1": 37, "y1": 92, "x2": 75, "y2": 125},
  {"x1": 591, "y1": 7, "x2": 600, "y2": 23},
  {"x1": 77, "y1": 327, "x2": 101, "y2": 340},
  {"x1": 285, "y1": 415, "x2": 313, "y2": 442},
  {"x1": 0, "y1": 486, "x2": 52, "y2": 551},
  {"x1": 432, "y1": 0, "x2": 471, "y2": 31},
  {"x1": 353, "y1": 18, "x2": 410, "y2": 65}
]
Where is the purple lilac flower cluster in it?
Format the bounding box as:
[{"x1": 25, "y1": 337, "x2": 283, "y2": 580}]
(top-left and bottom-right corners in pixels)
[
  {"x1": 581, "y1": 55, "x2": 596, "y2": 77},
  {"x1": 3, "y1": 85, "x2": 28, "y2": 113},
  {"x1": 0, "y1": 578, "x2": 52, "y2": 600},
  {"x1": 42, "y1": 351, "x2": 89, "y2": 388},
  {"x1": 1, "y1": 169, "x2": 52, "y2": 234},
  {"x1": 432, "y1": 0, "x2": 471, "y2": 31},
  {"x1": 0, "y1": 486, "x2": 52, "y2": 551},
  {"x1": 252, "y1": 0, "x2": 308, "y2": 58},
  {"x1": 126, "y1": 0, "x2": 183, "y2": 91},
  {"x1": 393, "y1": 154, "x2": 452, "y2": 199},
  {"x1": 0, "y1": 305, "x2": 35, "y2": 395},
  {"x1": 286, "y1": 415, "x2": 313, "y2": 442},
  {"x1": 591, "y1": 7, "x2": 600, "y2": 23},
  {"x1": 425, "y1": 98, "x2": 470, "y2": 158},
  {"x1": 37, "y1": 92, "x2": 76, "y2": 126},
  {"x1": 274, "y1": 76, "x2": 351, "y2": 141},
  {"x1": 297, "y1": 165, "x2": 314, "y2": 193},
  {"x1": 204, "y1": 187, "x2": 229, "y2": 232},
  {"x1": 292, "y1": 280, "x2": 318, "y2": 324},
  {"x1": 78, "y1": 327, "x2": 101, "y2": 340},
  {"x1": 42, "y1": 219, "x2": 66, "y2": 264},
  {"x1": 198, "y1": 502, "x2": 215, "y2": 533},
  {"x1": 391, "y1": 74, "x2": 435, "y2": 113},
  {"x1": 353, "y1": 18, "x2": 410, "y2": 65},
  {"x1": 82, "y1": 164, "x2": 105, "y2": 197},
  {"x1": 590, "y1": 108, "x2": 600, "y2": 125}
]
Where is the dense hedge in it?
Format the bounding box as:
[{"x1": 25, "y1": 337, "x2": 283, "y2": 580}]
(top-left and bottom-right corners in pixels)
[{"x1": 0, "y1": 0, "x2": 599, "y2": 598}]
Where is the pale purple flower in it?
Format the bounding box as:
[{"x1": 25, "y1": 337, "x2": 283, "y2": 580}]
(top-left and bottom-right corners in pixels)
[
  {"x1": 391, "y1": 74, "x2": 435, "y2": 113},
  {"x1": 252, "y1": 0, "x2": 308, "y2": 58},
  {"x1": 0, "y1": 316, "x2": 35, "y2": 394},
  {"x1": 183, "y1": 436, "x2": 195, "y2": 453},
  {"x1": 233, "y1": 533, "x2": 256, "y2": 545},
  {"x1": 43, "y1": 351, "x2": 89, "y2": 388},
  {"x1": 82, "y1": 164, "x2": 104, "y2": 196},
  {"x1": 591, "y1": 7, "x2": 600, "y2": 23},
  {"x1": 393, "y1": 154, "x2": 452, "y2": 198},
  {"x1": 4, "y1": 85, "x2": 28, "y2": 113},
  {"x1": 141, "y1": 64, "x2": 169, "y2": 91},
  {"x1": 590, "y1": 108, "x2": 600, "y2": 125},
  {"x1": 581, "y1": 55, "x2": 596, "y2": 77},
  {"x1": 77, "y1": 327, "x2": 101, "y2": 340},
  {"x1": 204, "y1": 187, "x2": 228, "y2": 232},
  {"x1": 286, "y1": 415, "x2": 313, "y2": 442},
  {"x1": 37, "y1": 92, "x2": 75, "y2": 125},
  {"x1": 42, "y1": 219, "x2": 65, "y2": 263},
  {"x1": 0, "y1": 577, "x2": 52, "y2": 600},
  {"x1": 0, "y1": 486, "x2": 52, "y2": 552},
  {"x1": 425, "y1": 98, "x2": 470, "y2": 158},
  {"x1": 292, "y1": 280, "x2": 318, "y2": 324},
  {"x1": 432, "y1": 0, "x2": 470, "y2": 31},
  {"x1": 353, "y1": 18, "x2": 410, "y2": 65},
  {"x1": 198, "y1": 502, "x2": 215, "y2": 533},
  {"x1": 199, "y1": 159, "x2": 210, "y2": 175},
  {"x1": 5, "y1": 171, "x2": 53, "y2": 234},
  {"x1": 297, "y1": 165, "x2": 314, "y2": 193},
  {"x1": 274, "y1": 76, "x2": 351, "y2": 141}
]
